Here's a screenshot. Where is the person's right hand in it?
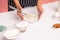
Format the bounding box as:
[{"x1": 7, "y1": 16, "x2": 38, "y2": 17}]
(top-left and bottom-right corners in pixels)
[
  {"x1": 17, "y1": 6, "x2": 22, "y2": 11},
  {"x1": 13, "y1": 0, "x2": 24, "y2": 20},
  {"x1": 17, "y1": 11, "x2": 24, "y2": 21},
  {"x1": 16, "y1": 5, "x2": 24, "y2": 21}
]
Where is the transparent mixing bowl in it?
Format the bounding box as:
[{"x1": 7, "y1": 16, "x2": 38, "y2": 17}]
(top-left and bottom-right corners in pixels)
[{"x1": 23, "y1": 13, "x2": 38, "y2": 23}]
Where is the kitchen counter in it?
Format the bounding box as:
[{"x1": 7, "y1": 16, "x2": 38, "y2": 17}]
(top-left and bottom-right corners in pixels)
[{"x1": 0, "y1": 1, "x2": 60, "y2": 40}]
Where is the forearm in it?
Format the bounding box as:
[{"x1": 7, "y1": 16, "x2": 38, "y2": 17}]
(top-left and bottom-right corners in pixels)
[
  {"x1": 37, "y1": 0, "x2": 43, "y2": 12},
  {"x1": 37, "y1": 0, "x2": 43, "y2": 19},
  {"x1": 13, "y1": 0, "x2": 22, "y2": 10},
  {"x1": 37, "y1": 0, "x2": 42, "y2": 11},
  {"x1": 37, "y1": 0, "x2": 42, "y2": 6}
]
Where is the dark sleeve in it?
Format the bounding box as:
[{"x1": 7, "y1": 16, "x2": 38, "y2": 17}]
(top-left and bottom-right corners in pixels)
[
  {"x1": 8, "y1": 0, "x2": 16, "y2": 11},
  {"x1": 8, "y1": 0, "x2": 37, "y2": 11},
  {"x1": 19, "y1": 0, "x2": 37, "y2": 8},
  {"x1": 8, "y1": 0, "x2": 16, "y2": 7}
]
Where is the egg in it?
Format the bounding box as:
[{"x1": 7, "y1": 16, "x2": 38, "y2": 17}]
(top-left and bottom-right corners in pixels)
[{"x1": 54, "y1": 12, "x2": 60, "y2": 18}]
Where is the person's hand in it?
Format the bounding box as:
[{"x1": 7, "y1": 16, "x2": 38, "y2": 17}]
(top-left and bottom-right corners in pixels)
[
  {"x1": 37, "y1": 6, "x2": 43, "y2": 19},
  {"x1": 17, "y1": 6, "x2": 22, "y2": 11},
  {"x1": 17, "y1": 6, "x2": 24, "y2": 21},
  {"x1": 17, "y1": 11, "x2": 24, "y2": 21}
]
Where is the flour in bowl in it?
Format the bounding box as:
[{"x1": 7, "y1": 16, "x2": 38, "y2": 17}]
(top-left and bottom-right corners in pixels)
[{"x1": 3, "y1": 29, "x2": 20, "y2": 39}]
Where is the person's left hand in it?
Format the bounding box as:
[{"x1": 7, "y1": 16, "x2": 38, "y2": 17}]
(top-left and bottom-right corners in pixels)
[{"x1": 37, "y1": 6, "x2": 43, "y2": 19}]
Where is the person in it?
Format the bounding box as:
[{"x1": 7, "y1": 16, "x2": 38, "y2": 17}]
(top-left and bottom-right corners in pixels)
[{"x1": 13, "y1": 0, "x2": 43, "y2": 20}]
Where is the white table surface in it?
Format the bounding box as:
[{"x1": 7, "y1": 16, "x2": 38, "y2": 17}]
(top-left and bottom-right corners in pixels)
[{"x1": 0, "y1": 1, "x2": 60, "y2": 40}]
